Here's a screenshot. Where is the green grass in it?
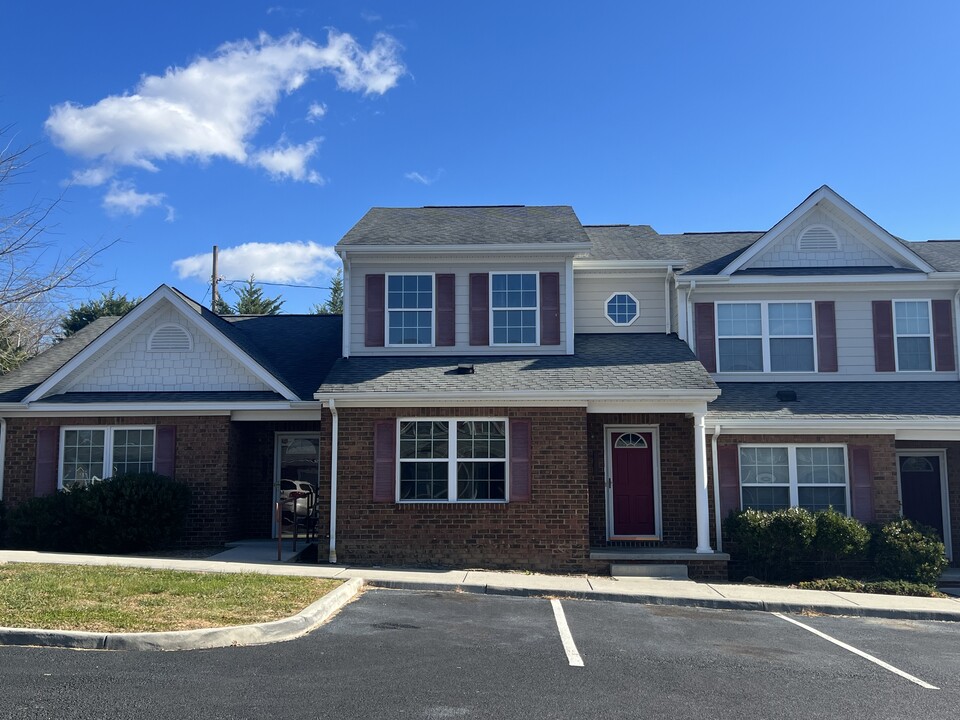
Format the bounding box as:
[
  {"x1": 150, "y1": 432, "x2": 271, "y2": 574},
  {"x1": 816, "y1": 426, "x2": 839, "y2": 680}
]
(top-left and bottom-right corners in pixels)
[{"x1": 0, "y1": 563, "x2": 342, "y2": 632}]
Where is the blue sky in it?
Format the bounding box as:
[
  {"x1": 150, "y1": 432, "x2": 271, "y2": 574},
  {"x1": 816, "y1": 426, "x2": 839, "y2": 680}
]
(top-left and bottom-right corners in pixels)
[{"x1": 5, "y1": 1, "x2": 960, "y2": 312}]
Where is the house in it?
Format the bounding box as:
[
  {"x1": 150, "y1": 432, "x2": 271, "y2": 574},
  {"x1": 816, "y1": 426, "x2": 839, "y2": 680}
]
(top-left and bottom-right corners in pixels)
[{"x1": 1, "y1": 186, "x2": 958, "y2": 579}]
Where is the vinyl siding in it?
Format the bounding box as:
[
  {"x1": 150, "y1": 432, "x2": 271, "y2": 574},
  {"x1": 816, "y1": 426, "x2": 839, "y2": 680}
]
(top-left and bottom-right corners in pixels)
[{"x1": 573, "y1": 272, "x2": 667, "y2": 334}]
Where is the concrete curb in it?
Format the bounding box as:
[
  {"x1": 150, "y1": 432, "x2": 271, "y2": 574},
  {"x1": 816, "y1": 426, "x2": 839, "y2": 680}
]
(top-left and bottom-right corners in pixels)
[
  {"x1": 0, "y1": 577, "x2": 364, "y2": 651},
  {"x1": 364, "y1": 579, "x2": 960, "y2": 622}
]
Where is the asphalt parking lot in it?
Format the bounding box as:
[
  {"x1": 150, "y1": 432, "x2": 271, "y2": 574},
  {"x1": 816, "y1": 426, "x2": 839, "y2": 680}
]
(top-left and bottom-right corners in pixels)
[{"x1": 2, "y1": 589, "x2": 959, "y2": 719}]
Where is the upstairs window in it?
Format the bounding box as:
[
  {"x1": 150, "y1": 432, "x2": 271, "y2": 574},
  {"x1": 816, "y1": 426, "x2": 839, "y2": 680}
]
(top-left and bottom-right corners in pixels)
[
  {"x1": 491, "y1": 273, "x2": 538, "y2": 345},
  {"x1": 717, "y1": 302, "x2": 816, "y2": 373},
  {"x1": 894, "y1": 300, "x2": 933, "y2": 371},
  {"x1": 605, "y1": 293, "x2": 639, "y2": 326},
  {"x1": 387, "y1": 274, "x2": 434, "y2": 346}
]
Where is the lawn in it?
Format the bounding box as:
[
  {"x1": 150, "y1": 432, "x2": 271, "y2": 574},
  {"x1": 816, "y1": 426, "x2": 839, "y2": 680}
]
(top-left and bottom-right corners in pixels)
[{"x1": 0, "y1": 563, "x2": 342, "y2": 633}]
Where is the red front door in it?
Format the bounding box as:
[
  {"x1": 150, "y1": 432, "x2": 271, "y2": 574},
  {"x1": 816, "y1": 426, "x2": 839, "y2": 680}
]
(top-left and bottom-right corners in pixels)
[{"x1": 611, "y1": 431, "x2": 656, "y2": 536}]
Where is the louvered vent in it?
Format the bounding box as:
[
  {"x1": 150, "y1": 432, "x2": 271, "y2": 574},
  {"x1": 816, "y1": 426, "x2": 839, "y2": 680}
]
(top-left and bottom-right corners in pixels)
[
  {"x1": 148, "y1": 324, "x2": 193, "y2": 352},
  {"x1": 798, "y1": 225, "x2": 839, "y2": 251}
]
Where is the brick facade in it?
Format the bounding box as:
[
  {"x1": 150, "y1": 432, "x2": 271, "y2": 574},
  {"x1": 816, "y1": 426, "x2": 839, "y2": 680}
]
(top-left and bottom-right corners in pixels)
[{"x1": 333, "y1": 406, "x2": 590, "y2": 572}]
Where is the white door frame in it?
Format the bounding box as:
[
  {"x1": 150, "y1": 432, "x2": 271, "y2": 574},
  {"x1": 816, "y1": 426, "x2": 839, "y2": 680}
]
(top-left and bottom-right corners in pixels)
[
  {"x1": 604, "y1": 425, "x2": 662, "y2": 541},
  {"x1": 896, "y1": 448, "x2": 952, "y2": 561},
  {"x1": 272, "y1": 431, "x2": 321, "y2": 538}
]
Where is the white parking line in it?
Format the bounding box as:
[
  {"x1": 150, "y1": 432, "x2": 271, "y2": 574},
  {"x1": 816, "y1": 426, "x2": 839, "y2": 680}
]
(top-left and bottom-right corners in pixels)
[
  {"x1": 550, "y1": 599, "x2": 584, "y2": 667},
  {"x1": 772, "y1": 613, "x2": 938, "y2": 690}
]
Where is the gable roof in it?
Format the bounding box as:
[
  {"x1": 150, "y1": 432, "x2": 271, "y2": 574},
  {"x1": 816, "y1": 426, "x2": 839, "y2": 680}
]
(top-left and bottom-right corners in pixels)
[{"x1": 338, "y1": 205, "x2": 591, "y2": 249}]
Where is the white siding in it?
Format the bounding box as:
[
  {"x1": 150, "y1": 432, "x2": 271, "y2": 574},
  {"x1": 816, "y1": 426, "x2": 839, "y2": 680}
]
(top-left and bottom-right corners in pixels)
[
  {"x1": 691, "y1": 285, "x2": 959, "y2": 381},
  {"x1": 52, "y1": 303, "x2": 273, "y2": 394},
  {"x1": 574, "y1": 272, "x2": 667, "y2": 334},
  {"x1": 348, "y1": 256, "x2": 568, "y2": 355}
]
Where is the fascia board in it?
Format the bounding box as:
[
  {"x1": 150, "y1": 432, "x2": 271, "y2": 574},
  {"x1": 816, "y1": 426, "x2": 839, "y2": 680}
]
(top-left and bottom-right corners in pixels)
[
  {"x1": 336, "y1": 243, "x2": 592, "y2": 255},
  {"x1": 318, "y1": 389, "x2": 720, "y2": 405},
  {"x1": 22, "y1": 401, "x2": 298, "y2": 413},
  {"x1": 573, "y1": 260, "x2": 686, "y2": 270},
  {"x1": 679, "y1": 274, "x2": 936, "y2": 286},
  {"x1": 705, "y1": 417, "x2": 960, "y2": 433}
]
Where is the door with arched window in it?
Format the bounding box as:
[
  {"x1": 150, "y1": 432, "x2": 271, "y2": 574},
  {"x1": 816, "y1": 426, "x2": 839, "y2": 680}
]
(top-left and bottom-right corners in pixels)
[
  {"x1": 898, "y1": 451, "x2": 949, "y2": 550},
  {"x1": 606, "y1": 429, "x2": 660, "y2": 538}
]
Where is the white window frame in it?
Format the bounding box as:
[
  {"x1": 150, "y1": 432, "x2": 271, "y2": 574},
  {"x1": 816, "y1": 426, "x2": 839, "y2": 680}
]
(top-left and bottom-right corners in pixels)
[
  {"x1": 715, "y1": 300, "x2": 818, "y2": 374},
  {"x1": 893, "y1": 299, "x2": 935, "y2": 373},
  {"x1": 738, "y1": 444, "x2": 850, "y2": 514},
  {"x1": 604, "y1": 292, "x2": 639, "y2": 327},
  {"x1": 396, "y1": 418, "x2": 510, "y2": 504},
  {"x1": 385, "y1": 272, "x2": 436, "y2": 348},
  {"x1": 58, "y1": 425, "x2": 156, "y2": 489},
  {"x1": 489, "y1": 271, "x2": 540, "y2": 347}
]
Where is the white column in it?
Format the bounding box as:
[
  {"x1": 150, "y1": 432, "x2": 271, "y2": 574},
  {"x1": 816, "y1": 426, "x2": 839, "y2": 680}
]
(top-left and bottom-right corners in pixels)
[{"x1": 694, "y1": 412, "x2": 713, "y2": 554}]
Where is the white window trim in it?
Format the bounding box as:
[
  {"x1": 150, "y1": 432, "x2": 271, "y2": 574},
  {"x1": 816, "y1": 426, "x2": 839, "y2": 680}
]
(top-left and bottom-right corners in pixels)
[
  {"x1": 58, "y1": 425, "x2": 156, "y2": 489},
  {"x1": 385, "y1": 272, "x2": 436, "y2": 348},
  {"x1": 715, "y1": 300, "x2": 818, "y2": 374},
  {"x1": 893, "y1": 299, "x2": 935, "y2": 373},
  {"x1": 395, "y1": 417, "x2": 510, "y2": 504},
  {"x1": 603, "y1": 425, "x2": 662, "y2": 541},
  {"x1": 604, "y1": 292, "x2": 639, "y2": 327},
  {"x1": 489, "y1": 271, "x2": 541, "y2": 347},
  {"x1": 738, "y1": 444, "x2": 850, "y2": 514}
]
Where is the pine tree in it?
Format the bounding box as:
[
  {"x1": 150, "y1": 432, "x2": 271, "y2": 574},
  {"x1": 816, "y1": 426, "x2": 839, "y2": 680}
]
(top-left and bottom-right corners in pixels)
[
  {"x1": 214, "y1": 296, "x2": 234, "y2": 315},
  {"x1": 233, "y1": 276, "x2": 284, "y2": 315},
  {"x1": 310, "y1": 268, "x2": 343, "y2": 314},
  {"x1": 60, "y1": 290, "x2": 141, "y2": 337}
]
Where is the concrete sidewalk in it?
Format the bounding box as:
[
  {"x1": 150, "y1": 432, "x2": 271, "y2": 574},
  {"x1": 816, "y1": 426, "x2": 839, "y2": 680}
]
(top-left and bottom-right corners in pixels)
[{"x1": 2, "y1": 549, "x2": 960, "y2": 622}]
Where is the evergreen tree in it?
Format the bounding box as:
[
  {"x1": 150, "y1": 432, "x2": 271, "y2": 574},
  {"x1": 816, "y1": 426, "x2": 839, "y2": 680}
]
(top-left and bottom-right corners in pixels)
[
  {"x1": 213, "y1": 295, "x2": 234, "y2": 315},
  {"x1": 310, "y1": 268, "x2": 343, "y2": 314},
  {"x1": 233, "y1": 275, "x2": 284, "y2": 315},
  {"x1": 60, "y1": 290, "x2": 141, "y2": 337}
]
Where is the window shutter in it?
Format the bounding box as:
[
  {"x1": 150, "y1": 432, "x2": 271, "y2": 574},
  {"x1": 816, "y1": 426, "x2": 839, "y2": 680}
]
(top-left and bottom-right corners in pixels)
[
  {"x1": 848, "y1": 445, "x2": 874, "y2": 523},
  {"x1": 815, "y1": 301, "x2": 838, "y2": 372},
  {"x1": 872, "y1": 300, "x2": 896, "y2": 372},
  {"x1": 155, "y1": 426, "x2": 176, "y2": 477},
  {"x1": 509, "y1": 419, "x2": 532, "y2": 502},
  {"x1": 372, "y1": 419, "x2": 396, "y2": 503},
  {"x1": 717, "y1": 444, "x2": 741, "y2": 519},
  {"x1": 365, "y1": 274, "x2": 385, "y2": 347},
  {"x1": 540, "y1": 272, "x2": 561, "y2": 345},
  {"x1": 436, "y1": 274, "x2": 456, "y2": 347},
  {"x1": 469, "y1": 273, "x2": 489, "y2": 346},
  {"x1": 34, "y1": 426, "x2": 60, "y2": 497},
  {"x1": 932, "y1": 299, "x2": 956, "y2": 372},
  {"x1": 694, "y1": 303, "x2": 717, "y2": 372}
]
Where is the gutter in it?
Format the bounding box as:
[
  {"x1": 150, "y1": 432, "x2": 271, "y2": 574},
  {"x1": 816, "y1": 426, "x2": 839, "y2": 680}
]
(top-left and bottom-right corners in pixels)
[
  {"x1": 0, "y1": 418, "x2": 5, "y2": 501},
  {"x1": 327, "y1": 399, "x2": 339, "y2": 564},
  {"x1": 711, "y1": 423, "x2": 722, "y2": 553}
]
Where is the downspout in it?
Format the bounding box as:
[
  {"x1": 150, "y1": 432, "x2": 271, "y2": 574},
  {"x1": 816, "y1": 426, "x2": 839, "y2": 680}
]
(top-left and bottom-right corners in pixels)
[
  {"x1": 664, "y1": 266, "x2": 673, "y2": 334},
  {"x1": 0, "y1": 418, "x2": 5, "y2": 501},
  {"x1": 327, "y1": 399, "x2": 339, "y2": 564},
  {"x1": 711, "y1": 423, "x2": 723, "y2": 553},
  {"x1": 341, "y1": 253, "x2": 350, "y2": 360},
  {"x1": 684, "y1": 280, "x2": 697, "y2": 350}
]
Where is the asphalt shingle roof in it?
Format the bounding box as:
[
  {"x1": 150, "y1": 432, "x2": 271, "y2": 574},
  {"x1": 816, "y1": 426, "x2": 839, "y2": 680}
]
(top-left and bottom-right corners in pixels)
[
  {"x1": 36, "y1": 391, "x2": 285, "y2": 403},
  {"x1": 338, "y1": 206, "x2": 591, "y2": 247},
  {"x1": 708, "y1": 382, "x2": 960, "y2": 421},
  {"x1": 318, "y1": 333, "x2": 717, "y2": 395},
  {"x1": 903, "y1": 240, "x2": 960, "y2": 272}
]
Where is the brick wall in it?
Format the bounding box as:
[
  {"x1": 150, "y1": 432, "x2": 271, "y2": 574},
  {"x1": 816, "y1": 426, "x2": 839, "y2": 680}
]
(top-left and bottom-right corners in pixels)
[
  {"x1": 334, "y1": 406, "x2": 590, "y2": 572},
  {"x1": 587, "y1": 413, "x2": 698, "y2": 549}
]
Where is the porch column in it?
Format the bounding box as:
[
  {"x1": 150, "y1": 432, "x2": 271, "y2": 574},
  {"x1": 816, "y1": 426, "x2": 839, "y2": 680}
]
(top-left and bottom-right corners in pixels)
[{"x1": 694, "y1": 412, "x2": 713, "y2": 554}]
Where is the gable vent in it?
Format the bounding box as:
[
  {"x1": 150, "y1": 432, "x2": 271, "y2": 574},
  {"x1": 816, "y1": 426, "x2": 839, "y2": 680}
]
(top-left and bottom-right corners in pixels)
[
  {"x1": 148, "y1": 324, "x2": 193, "y2": 352},
  {"x1": 798, "y1": 225, "x2": 839, "y2": 251}
]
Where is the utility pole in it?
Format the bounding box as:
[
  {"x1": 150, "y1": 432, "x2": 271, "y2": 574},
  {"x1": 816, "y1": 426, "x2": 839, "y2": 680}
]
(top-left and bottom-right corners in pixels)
[{"x1": 211, "y1": 245, "x2": 219, "y2": 312}]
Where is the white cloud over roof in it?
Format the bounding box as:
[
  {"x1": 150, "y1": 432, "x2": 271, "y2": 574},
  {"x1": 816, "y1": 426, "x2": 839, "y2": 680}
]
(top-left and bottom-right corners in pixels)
[{"x1": 172, "y1": 241, "x2": 340, "y2": 284}]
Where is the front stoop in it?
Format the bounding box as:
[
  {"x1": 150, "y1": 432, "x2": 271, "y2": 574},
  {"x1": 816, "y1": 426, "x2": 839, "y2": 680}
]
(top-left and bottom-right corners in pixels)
[{"x1": 590, "y1": 548, "x2": 731, "y2": 582}]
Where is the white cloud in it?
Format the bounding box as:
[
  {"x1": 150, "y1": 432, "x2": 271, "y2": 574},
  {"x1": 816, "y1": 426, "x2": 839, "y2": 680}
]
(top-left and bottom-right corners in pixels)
[
  {"x1": 46, "y1": 30, "x2": 404, "y2": 185},
  {"x1": 172, "y1": 241, "x2": 339, "y2": 284},
  {"x1": 252, "y1": 137, "x2": 325, "y2": 183},
  {"x1": 102, "y1": 181, "x2": 165, "y2": 216},
  {"x1": 68, "y1": 165, "x2": 115, "y2": 187},
  {"x1": 404, "y1": 169, "x2": 443, "y2": 185},
  {"x1": 164, "y1": 205, "x2": 177, "y2": 223},
  {"x1": 306, "y1": 102, "x2": 327, "y2": 121}
]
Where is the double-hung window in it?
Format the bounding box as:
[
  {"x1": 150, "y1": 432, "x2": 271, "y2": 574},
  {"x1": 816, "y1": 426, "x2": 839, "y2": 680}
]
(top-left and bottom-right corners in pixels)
[
  {"x1": 398, "y1": 419, "x2": 507, "y2": 502},
  {"x1": 739, "y1": 445, "x2": 848, "y2": 514},
  {"x1": 387, "y1": 274, "x2": 434, "y2": 346},
  {"x1": 717, "y1": 302, "x2": 815, "y2": 372},
  {"x1": 491, "y1": 273, "x2": 538, "y2": 345},
  {"x1": 60, "y1": 426, "x2": 155, "y2": 488},
  {"x1": 893, "y1": 300, "x2": 933, "y2": 371}
]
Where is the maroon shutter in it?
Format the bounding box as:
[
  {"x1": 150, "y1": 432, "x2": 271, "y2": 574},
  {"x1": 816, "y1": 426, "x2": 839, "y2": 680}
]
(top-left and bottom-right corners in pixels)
[
  {"x1": 154, "y1": 426, "x2": 176, "y2": 477},
  {"x1": 509, "y1": 419, "x2": 532, "y2": 502},
  {"x1": 435, "y1": 274, "x2": 456, "y2": 347},
  {"x1": 34, "y1": 426, "x2": 60, "y2": 497},
  {"x1": 365, "y1": 274, "x2": 385, "y2": 347},
  {"x1": 848, "y1": 445, "x2": 874, "y2": 523},
  {"x1": 469, "y1": 273, "x2": 489, "y2": 346},
  {"x1": 695, "y1": 303, "x2": 717, "y2": 372},
  {"x1": 540, "y1": 272, "x2": 561, "y2": 346},
  {"x1": 932, "y1": 299, "x2": 956, "y2": 372},
  {"x1": 815, "y1": 301, "x2": 838, "y2": 372},
  {"x1": 717, "y1": 444, "x2": 741, "y2": 518},
  {"x1": 872, "y1": 300, "x2": 896, "y2": 372},
  {"x1": 372, "y1": 419, "x2": 396, "y2": 503}
]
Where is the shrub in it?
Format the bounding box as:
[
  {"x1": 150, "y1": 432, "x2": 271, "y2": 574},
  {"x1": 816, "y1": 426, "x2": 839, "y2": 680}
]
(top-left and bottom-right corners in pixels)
[
  {"x1": 871, "y1": 519, "x2": 947, "y2": 585},
  {"x1": 797, "y1": 577, "x2": 941, "y2": 597},
  {"x1": 5, "y1": 472, "x2": 191, "y2": 554},
  {"x1": 726, "y1": 507, "x2": 817, "y2": 582},
  {"x1": 813, "y1": 509, "x2": 871, "y2": 563}
]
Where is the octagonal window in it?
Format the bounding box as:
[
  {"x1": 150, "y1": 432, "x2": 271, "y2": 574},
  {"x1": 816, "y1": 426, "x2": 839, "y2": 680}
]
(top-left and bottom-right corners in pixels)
[{"x1": 605, "y1": 293, "x2": 639, "y2": 326}]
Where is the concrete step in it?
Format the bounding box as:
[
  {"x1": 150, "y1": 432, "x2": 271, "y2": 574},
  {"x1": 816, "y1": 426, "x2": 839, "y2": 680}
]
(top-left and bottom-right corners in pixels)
[{"x1": 610, "y1": 563, "x2": 689, "y2": 579}]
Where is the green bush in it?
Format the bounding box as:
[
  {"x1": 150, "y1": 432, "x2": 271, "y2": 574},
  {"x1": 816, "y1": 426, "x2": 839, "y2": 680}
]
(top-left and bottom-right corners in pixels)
[
  {"x1": 813, "y1": 508, "x2": 871, "y2": 563},
  {"x1": 871, "y1": 519, "x2": 948, "y2": 585},
  {"x1": 797, "y1": 577, "x2": 941, "y2": 597},
  {"x1": 4, "y1": 472, "x2": 191, "y2": 554}
]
